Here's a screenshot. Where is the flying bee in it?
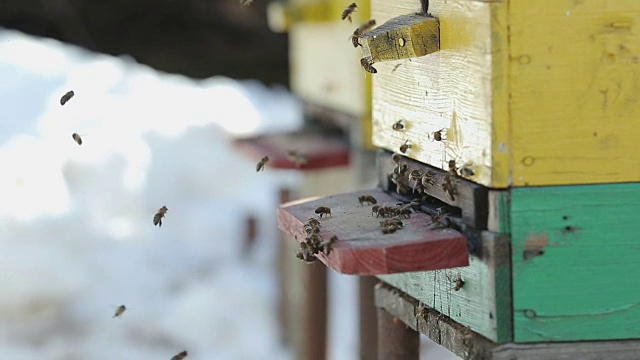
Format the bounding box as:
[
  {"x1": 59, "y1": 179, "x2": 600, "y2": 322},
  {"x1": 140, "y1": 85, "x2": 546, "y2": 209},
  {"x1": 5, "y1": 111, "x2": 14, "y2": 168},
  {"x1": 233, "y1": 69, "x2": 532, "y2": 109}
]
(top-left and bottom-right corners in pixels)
[
  {"x1": 315, "y1": 206, "x2": 332, "y2": 218},
  {"x1": 71, "y1": 133, "x2": 83, "y2": 145},
  {"x1": 171, "y1": 350, "x2": 188, "y2": 360},
  {"x1": 113, "y1": 305, "x2": 126, "y2": 318},
  {"x1": 358, "y1": 195, "x2": 377, "y2": 206},
  {"x1": 287, "y1": 150, "x2": 308, "y2": 168},
  {"x1": 60, "y1": 90, "x2": 74, "y2": 106},
  {"x1": 256, "y1": 156, "x2": 270, "y2": 172},
  {"x1": 392, "y1": 120, "x2": 405, "y2": 131},
  {"x1": 399, "y1": 140, "x2": 411, "y2": 153},
  {"x1": 153, "y1": 205, "x2": 168, "y2": 227},
  {"x1": 341, "y1": 3, "x2": 357, "y2": 22},
  {"x1": 322, "y1": 235, "x2": 338, "y2": 255},
  {"x1": 360, "y1": 57, "x2": 377, "y2": 74},
  {"x1": 350, "y1": 19, "x2": 376, "y2": 47},
  {"x1": 239, "y1": 0, "x2": 253, "y2": 6},
  {"x1": 433, "y1": 128, "x2": 446, "y2": 141}
]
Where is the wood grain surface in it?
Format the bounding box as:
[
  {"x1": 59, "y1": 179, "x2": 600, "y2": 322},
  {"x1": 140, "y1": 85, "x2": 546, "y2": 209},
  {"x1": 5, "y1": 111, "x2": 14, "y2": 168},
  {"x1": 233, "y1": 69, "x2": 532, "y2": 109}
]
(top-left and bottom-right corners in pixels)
[{"x1": 278, "y1": 188, "x2": 469, "y2": 275}]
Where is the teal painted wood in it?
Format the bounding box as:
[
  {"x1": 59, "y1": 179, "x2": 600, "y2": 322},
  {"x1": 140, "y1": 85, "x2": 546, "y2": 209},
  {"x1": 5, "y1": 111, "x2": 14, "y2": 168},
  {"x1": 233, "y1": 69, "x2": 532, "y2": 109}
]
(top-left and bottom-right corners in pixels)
[
  {"x1": 378, "y1": 232, "x2": 512, "y2": 343},
  {"x1": 511, "y1": 183, "x2": 640, "y2": 342}
]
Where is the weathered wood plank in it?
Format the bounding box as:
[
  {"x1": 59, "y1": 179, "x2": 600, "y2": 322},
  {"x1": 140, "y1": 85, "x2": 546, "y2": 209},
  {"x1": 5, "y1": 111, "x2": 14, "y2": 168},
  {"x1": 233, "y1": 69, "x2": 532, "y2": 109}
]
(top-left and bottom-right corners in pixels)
[
  {"x1": 378, "y1": 231, "x2": 511, "y2": 343},
  {"x1": 375, "y1": 281, "x2": 496, "y2": 360},
  {"x1": 376, "y1": 282, "x2": 640, "y2": 360},
  {"x1": 377, "y1": 150, "x2": 488, "y2": 230},
  {"x1": 487, "y1": 190, "x2": 510, "y2": 234},
  {"x1": 360, "y1": 14, "x2": 439, "y2": 63},
  {"x1": 511, "y1": 183, "x2": 640, "y2": 342},
  {"x1": 509, "y1": 0, "x2": 640, "y2": 186},
  {"x1": 234, "y1": 133, "x2": 350, "y2": 170},
  {"x1": 278, "y1": 188, "x2": 470, "y2": 275},
  {"x1": 377, "y1": 307, "x2": 420, "y2": 360},
  {"x1": 492, "y1": 341, "x2": 640, "y2": 360},
  {"x1": 370, "y1": 0, "x2": 502, "y2": 187}
]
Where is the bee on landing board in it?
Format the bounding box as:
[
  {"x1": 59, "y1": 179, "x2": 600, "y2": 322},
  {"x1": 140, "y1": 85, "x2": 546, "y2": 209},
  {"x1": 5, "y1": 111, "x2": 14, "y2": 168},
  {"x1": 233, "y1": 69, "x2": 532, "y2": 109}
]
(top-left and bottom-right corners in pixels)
[
  {"x1": 315, "y1": 206, "x2": 332, "y2": 218},
  {"x1": 153, "y1": 205, "x2": 168, "y2": 227},
  {"x1": 360, "y1": 57, "x2": 377, "y2": 74},
  {"x1": 171, "y1": 350, "x2": 188, "y2": 360},
  {"x1": 322, "y1": 235, "x2": 338, "y2": 255},
  {"x1": 358, "y1": 195, "x2": 377, "y2": 206},
  {"x1": 60, "y1": 90, "x2": 74, "y2": 106},
  {"x1": 72, "y1": 133, "x2": 83, "y2": 145},
  {"x1": 341, "y1": 3, "x2": 357, "y2": 23},
  {"x1": 256, "y1": 156, "x2": 269, "y2": 172},
  {"x1": 113, "y1": 305, "x2": 126, "y2": 318}
]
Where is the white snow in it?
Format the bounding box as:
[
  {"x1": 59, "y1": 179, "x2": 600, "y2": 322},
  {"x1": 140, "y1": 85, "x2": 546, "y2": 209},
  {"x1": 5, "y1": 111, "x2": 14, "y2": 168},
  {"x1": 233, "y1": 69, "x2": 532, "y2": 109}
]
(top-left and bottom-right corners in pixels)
[{"x1": 0, "y1": 28, "x2": 459, "y2": 360}]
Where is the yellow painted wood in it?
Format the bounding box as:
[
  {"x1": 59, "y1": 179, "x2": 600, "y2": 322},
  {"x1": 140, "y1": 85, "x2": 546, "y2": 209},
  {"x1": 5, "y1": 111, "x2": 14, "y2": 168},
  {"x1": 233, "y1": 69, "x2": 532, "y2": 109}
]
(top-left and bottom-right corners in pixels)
[
  {"x1": 371, "y1": 0, "x2": 640, "y2": 187},
  {"x1": 360, "y1": 14, "x2": 439, "y2": 63},
  {"x1": 287, "y1": 0, "x2": 374, "y2": 147},
  {"x1": 371, "y1": 0, "x2": 500, "y2": 187},
  {"x1": 508, "y1": 1, "x2": 640, "y2": 186}
]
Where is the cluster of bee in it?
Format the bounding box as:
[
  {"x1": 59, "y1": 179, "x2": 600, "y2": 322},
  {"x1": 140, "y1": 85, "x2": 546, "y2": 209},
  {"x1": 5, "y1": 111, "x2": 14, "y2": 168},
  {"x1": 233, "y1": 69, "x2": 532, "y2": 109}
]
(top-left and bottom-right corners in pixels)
[
  {"x1": 379, "y1": 217, "x2": 403, "y2": 234},
  {"x1": 372, "y1": 202, "x2": 413, "y2": 219},
  {"x1": 390, "y1": 153, "x2": 462, "y2": 201},
  {"x1": 296, "y1": 218, "x2": 338, "y2": 263}
]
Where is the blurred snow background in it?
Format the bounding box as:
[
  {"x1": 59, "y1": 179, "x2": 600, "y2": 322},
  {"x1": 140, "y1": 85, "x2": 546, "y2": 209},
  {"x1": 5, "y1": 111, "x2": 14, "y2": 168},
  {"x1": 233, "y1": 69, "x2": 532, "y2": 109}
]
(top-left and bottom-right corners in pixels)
[
  {"x1": 0, "y1": 28, "x2": 458, "y2": 360},
  {"x1": 0, "y1": 27, "x2": 304, "y2": 360}
]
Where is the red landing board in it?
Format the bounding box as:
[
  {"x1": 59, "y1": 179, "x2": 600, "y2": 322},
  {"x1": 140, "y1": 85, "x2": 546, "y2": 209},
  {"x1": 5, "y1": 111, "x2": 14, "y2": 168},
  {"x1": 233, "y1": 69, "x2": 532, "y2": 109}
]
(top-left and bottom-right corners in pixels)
[
  {"x1": 277, "y1": 188, "x2": 469, "y2": 275},
  {"x1": 234, "y1": 133, "x2": 350, "y2": 170}
]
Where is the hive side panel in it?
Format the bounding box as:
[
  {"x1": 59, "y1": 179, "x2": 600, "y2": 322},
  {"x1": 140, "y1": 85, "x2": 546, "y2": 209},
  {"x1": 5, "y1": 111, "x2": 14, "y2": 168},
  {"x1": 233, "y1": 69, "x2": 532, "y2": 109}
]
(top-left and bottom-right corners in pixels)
[
  {"x1": 511, "y1": 183, "x2": 640, "y2": 342},
  {"x1": 371, "y1": 0, "x2": 503, "y2": 187},
  {"x1": 509, "y1": 0, "x2": 640, "y2": 186},
  {"x1": 378, "y1": 232, "x2": 512, "y2": 343}
]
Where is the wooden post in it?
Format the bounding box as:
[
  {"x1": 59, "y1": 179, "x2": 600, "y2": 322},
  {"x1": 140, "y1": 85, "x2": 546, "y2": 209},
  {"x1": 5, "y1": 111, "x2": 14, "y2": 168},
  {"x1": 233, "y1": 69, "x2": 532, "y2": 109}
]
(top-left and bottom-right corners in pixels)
[
  {"x1": 377, "y1": 308, "x2": 420, "y2": 360},
  {"x1": 359, "y1": 276, "x2": 379, "y2": 360}
]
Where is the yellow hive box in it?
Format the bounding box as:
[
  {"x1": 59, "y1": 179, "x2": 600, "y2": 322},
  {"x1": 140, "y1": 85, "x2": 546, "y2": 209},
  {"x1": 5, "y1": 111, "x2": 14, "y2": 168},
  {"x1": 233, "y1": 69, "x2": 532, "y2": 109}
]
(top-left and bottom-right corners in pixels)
[{"x1": 369, "y1": 0, "x2": 640, "y2": 188}]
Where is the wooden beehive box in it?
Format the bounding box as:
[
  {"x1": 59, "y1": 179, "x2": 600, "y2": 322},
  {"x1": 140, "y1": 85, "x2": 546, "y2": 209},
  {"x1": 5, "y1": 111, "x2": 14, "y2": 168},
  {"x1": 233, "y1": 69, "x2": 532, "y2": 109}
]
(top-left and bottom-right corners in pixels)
[{"x1": 366, "y1": 0, "x2": 640, "y2": 188}]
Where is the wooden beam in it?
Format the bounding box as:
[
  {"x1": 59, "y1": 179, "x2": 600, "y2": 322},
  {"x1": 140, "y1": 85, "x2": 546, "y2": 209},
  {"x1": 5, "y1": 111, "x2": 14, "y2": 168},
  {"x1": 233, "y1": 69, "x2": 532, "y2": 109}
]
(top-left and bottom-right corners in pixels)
[
  {"x1": 360, "y1": 14, "x2": 439, "y2": 63},
  {"x1": 376, "y1": 282, "x2": 640, "y2": 360},
  {"x1": 278, "y1": 188, "x2": 470, "y2": 275},
  {"x1": 359, "y1": 276, "x2": 379, "y2": 360},
  {"x1": 377, "y1": 308, "x2": 420, "y2": 360}
]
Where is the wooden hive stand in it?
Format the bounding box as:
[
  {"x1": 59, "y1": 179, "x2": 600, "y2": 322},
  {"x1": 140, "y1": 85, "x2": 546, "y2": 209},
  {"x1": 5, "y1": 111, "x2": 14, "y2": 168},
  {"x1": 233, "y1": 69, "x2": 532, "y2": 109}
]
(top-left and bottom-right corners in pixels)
[{"x1": 278, "y1": 0, "x2": 640, "y2": 358}]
